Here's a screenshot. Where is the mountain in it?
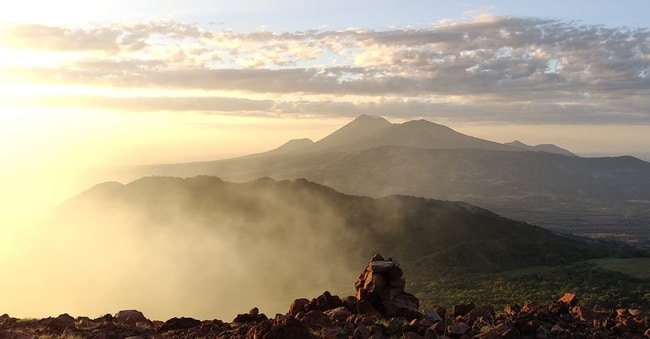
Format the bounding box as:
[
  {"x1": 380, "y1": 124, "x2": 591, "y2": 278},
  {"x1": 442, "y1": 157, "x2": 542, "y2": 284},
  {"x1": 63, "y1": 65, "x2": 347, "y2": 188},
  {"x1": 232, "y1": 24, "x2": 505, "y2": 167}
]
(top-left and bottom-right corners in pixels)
[
  {"x1": 133, "y1": 115, "x2": 650, "y2": 245},
  {"x1": 263, "y1": 114, "x2": 518, "y2": 155},
  {"x1": 44, "y1": 176, "x2": 617, "y2": 317},
  {"x1": 505, "y1": 140, "x2": 577, "y2": 157},
  {"x1": 71, "y1": 176, "x2": 606, "y2": 272}
]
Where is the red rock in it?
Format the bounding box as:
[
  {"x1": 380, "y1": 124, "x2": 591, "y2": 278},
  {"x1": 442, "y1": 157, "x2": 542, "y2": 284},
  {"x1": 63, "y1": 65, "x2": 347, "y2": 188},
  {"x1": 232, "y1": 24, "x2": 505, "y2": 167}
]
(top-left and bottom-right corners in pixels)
[
  {"x1": 232, "y1": 311, "x2": 268, "y2": 324},
  {"x1": 628, "y1": 308, "x2": 643, "y2": 317},
  {"x1": 364, "y1": 272, "x2": 387, "y2": 293},
  {"x1": 550, "y1": 324, "x2": 563, "y2": 333},
  {"x1": 475, "y1": 323, "x2": 520, "y2": 338},
  {"x1": 434, "y1": 306, "x2": 447, "y2": 320},
  {"x1": 297, "y1": 310, "x2": 332, "y2": 328},
  {"x1": 44, "y1": 313, "x2": 75, "y2": 332},
  {"x1": 431, "y1": 321, "x2": 446, "y2": 334},
  {"x1": 348, "y1": 314, "x2": 374, "y2": 327},
  {"x1": 0, "y1": 313, "x2": 17, "y2": 328},
  {"x1": 465, "y1": 305, "x2": 495, "y2": 327},
  {"x1": 160, "y1": 317, "x2": 201, "y2": 331},
  {"x1": 289, "y1": 298, "x2": 310, "y2": 315},
  {"x1": 270, "y1": 315, "x2": 316, "y2": 338},
  {"x1": 89, "y1": 332, "x2": 108, "y2": 339},
  {"x1": 389, "y1": 277, "x2": 406, "y2": 288},
  {"x1": 402, "y1": 331, "x2": 424, "y2": 339},
  {"x1": 114, "y1": 310, "x2": 148, "y2": 326},
  {"x1": 387, "y1": 267, "x2": 403, "y2": 281},
  {"x1": 418, "y1": 317, "x2": 433, "y2": 327},
  {"x1": 572, "y1": 305, "x2": 597, "y2": 322},
  {"x1": 320, "y1": 327, "x2": 340, "y2": 339},
  {"x1": 424, "y1": 308, "x2": 443, "y2": 322},
  {"x1": 447, "y1": 322, "x2": 469, "y2": 335},
  {"x1": 452, "y1": 303, "x2": 474, "y2": 317},
  {"x1": 325, "y1": 306, "x2": 352, "y2": 323},
  {"x1": 503, "y1": 304, "x2": 520, "y2": 316},
  {"x1": 521, "y1": 301, "x2": 540, "y2": 313},
  {"x1": 353, "y1": 324, "x2": 371, "y2": 339},
  {"x1": 612, "y1": 322, "x2": 628, "y2": 335},
  {"x1": 379, "y1": 286, "x2": 404, "y2": 301},
  {"x1": 370, "y1": 260, "x2": 397, "y2": 272},
  {"x1": 559, "y1": 292, "x2": 578, "y2": 306},
  {"x1": 75, "y1": 316, "x2": 99, "y2": 330},
  {"x1": 312, "y1": 291, "x2": 343, "y2": 311}
]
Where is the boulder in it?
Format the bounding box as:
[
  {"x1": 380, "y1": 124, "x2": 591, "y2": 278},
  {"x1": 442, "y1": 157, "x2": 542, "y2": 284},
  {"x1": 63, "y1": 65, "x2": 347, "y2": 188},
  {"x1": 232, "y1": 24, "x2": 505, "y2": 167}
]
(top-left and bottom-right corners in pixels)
[
  {"x1": 447, "y1": 322, "x2": 469, "y2": 335},
  {"x1": 423, "y1": 308, "x2": 443, "y2": 322},
  {"x1": 160, "y1": 317, "x2": 201, "y2": 331},
  {"x1": 311, "y1": 291, "x2": 343, "y2": 311},
  {"x1": 75, "y1": 316, "x2": 99, "y2": 330},
  {"x1": 297, "y1": 310, "x2": 332, "y2": 328},
  {"x1": 503, "y1": 304, "x2": 520, "y2": 316},
  {"x1": 572, "y1": 306, "x2": 597, "y2": 322},
  {"x1": 289, "y1": 298, "x2": 310, "y2": 315},
  {"x1": 114, "y1": 310, "x2": 148, "y2": 326},
  {"x1": 521, "y1": 301, "x2": 540, "y2": 313},
  {"x1": 232, "y1": 309, "x2": 268, "y2": 324},
  {"x1": 452, "y1": 303, "x2": 474, "y2": 317},
  {"x1": 559, "y1": 292, "x2": 578, "y2": 306},
  {"x1": 324, "y1": 307, "x2": 352, "y2": 323},
  {"x1": 249, "y1": 315, "x2": 316, "y2": 339},
  {"x1": 44, "y1": 313, "x2": 75, "y2": 332}
]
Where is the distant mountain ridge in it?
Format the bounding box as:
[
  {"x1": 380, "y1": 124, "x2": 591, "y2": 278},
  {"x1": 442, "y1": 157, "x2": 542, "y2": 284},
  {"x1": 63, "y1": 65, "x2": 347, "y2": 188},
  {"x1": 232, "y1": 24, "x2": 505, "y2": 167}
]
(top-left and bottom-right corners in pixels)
[
  {"x1": 72, "y1": 176, "x2": 609, "y2": 274},
  {"x1": 133, "y1": 115, "x2": 650, "y2": 243},
  {"x1": 263, "y1": 114, "x2": 568, "y2": 156},
  {"x1": 505, "y1": 140, "x2": 577, "y2": 157}
]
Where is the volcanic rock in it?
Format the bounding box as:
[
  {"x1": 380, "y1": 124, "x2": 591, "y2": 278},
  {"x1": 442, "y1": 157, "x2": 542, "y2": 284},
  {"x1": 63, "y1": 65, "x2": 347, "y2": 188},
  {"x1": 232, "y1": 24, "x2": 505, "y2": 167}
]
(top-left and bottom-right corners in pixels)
[
  {"x1": 559, "y1": 292, "x2": 578, "y2": 306},
  {"x1": 114, "y1": 310, "x2": 148, "y2": 326},
  {"x1": 354, "y1": 254, "x2": 420, "y2": 319},
  {"x1": 159, "y1": 317, "x2": 201, "y2": 331}
]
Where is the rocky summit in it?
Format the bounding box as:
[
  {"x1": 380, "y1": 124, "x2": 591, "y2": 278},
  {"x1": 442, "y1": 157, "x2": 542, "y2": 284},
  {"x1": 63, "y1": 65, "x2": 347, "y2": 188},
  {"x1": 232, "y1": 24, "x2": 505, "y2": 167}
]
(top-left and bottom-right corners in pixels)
[{"x1": 1, "y1": 255, "x2": 649, "y2": 338}]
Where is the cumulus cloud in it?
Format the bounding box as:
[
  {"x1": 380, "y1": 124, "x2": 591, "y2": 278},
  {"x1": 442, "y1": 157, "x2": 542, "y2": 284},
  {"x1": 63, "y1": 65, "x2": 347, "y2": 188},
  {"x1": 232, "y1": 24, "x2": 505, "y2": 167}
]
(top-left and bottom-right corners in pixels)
[{"x1": 1, "y1": 16, "x2": 649, "y2": 124}]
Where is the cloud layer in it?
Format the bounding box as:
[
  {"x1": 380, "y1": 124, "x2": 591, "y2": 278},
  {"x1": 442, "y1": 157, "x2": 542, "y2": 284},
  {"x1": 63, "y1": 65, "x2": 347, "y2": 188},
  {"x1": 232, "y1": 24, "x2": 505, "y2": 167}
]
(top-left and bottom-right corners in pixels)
[{"x1": 1, "y1": 16, "x2": 649, "y2": 124}]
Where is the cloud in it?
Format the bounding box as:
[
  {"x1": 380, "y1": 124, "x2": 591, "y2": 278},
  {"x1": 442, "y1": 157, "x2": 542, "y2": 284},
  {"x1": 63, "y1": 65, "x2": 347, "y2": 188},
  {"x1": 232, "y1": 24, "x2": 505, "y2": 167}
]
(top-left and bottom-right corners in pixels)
[{"x1": 1, "y1": 17, "x2": 649, "y2": 124}]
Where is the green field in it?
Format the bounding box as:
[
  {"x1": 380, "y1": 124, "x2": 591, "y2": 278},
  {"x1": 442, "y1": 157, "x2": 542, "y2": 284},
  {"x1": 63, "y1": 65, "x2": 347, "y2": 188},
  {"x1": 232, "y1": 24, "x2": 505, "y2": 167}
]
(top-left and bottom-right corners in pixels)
[
  {"x1": 410, "y1": 257, "x2": 650, "y2": 310},
  {"x1": 588, "y1": 257, "x2": 650, "y2": 280}
]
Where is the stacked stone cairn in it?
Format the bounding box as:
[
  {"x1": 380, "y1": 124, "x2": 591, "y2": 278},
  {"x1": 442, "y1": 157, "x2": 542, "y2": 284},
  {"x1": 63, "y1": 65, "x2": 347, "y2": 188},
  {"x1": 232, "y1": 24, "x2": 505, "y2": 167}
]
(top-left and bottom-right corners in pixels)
[{"x1": 354, "y1": 253, "x2": 420, "y2": 320}]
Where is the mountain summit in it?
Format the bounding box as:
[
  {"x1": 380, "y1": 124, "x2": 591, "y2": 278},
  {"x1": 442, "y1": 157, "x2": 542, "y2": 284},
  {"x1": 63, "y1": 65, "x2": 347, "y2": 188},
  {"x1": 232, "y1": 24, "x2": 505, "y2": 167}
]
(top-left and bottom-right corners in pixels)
[{"x1": 275, "y1": 115, "x2": 522, "y2": 155}]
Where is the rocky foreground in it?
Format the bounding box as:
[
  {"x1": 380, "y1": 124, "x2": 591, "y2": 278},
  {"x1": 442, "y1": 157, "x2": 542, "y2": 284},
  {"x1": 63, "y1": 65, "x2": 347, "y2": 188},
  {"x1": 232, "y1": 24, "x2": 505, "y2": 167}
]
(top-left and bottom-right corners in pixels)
[{"x1": 2, "y1": 255, "x2": 649, "y2": 338}]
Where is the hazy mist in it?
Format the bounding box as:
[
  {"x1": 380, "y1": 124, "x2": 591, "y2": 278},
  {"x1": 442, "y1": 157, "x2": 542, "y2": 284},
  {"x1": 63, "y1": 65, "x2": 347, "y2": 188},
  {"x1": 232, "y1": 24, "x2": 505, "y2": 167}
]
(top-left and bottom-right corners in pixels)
[{"x1": 0, "y1": 174, "x2": 365, "y2": 320}]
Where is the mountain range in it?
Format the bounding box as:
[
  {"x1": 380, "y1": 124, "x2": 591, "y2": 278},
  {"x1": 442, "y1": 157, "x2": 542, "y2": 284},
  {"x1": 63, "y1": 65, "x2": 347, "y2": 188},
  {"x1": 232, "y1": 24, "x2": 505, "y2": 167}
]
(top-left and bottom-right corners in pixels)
[
  {"x1": 135, "y1": 115, "x2": 650, "y2": 244},
  {"x1": 42, "y1": 175, "x2": 626, "y2": 319}
]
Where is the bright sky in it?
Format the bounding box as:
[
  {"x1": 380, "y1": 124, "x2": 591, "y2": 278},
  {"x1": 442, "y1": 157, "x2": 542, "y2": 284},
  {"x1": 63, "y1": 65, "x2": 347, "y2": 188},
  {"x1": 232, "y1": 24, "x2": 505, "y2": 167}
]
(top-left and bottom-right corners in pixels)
[{"x1": 1, "y1": 0, "x2": 650, "y2": 210}]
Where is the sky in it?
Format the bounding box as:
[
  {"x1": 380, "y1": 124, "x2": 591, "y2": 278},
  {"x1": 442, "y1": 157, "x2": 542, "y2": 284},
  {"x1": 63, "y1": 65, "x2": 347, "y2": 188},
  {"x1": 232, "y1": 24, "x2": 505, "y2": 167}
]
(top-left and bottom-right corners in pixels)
[
  {"x1": 1, "y1": 1, "x2": 650, "y2": 211},
  {"x1": 0, "y1": 0, "x2": 650, "y2": 320},
  {"x1": 0, "y1": 0, "x2": 650, "y2": 222}
]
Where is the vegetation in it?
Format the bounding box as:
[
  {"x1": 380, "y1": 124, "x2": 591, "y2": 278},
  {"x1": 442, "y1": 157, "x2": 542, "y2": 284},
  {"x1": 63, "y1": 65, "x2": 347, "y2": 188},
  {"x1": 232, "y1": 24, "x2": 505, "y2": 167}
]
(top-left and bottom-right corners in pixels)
[{"x1": 410, "y1": 261, "x2": 650, "y2": 310}]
